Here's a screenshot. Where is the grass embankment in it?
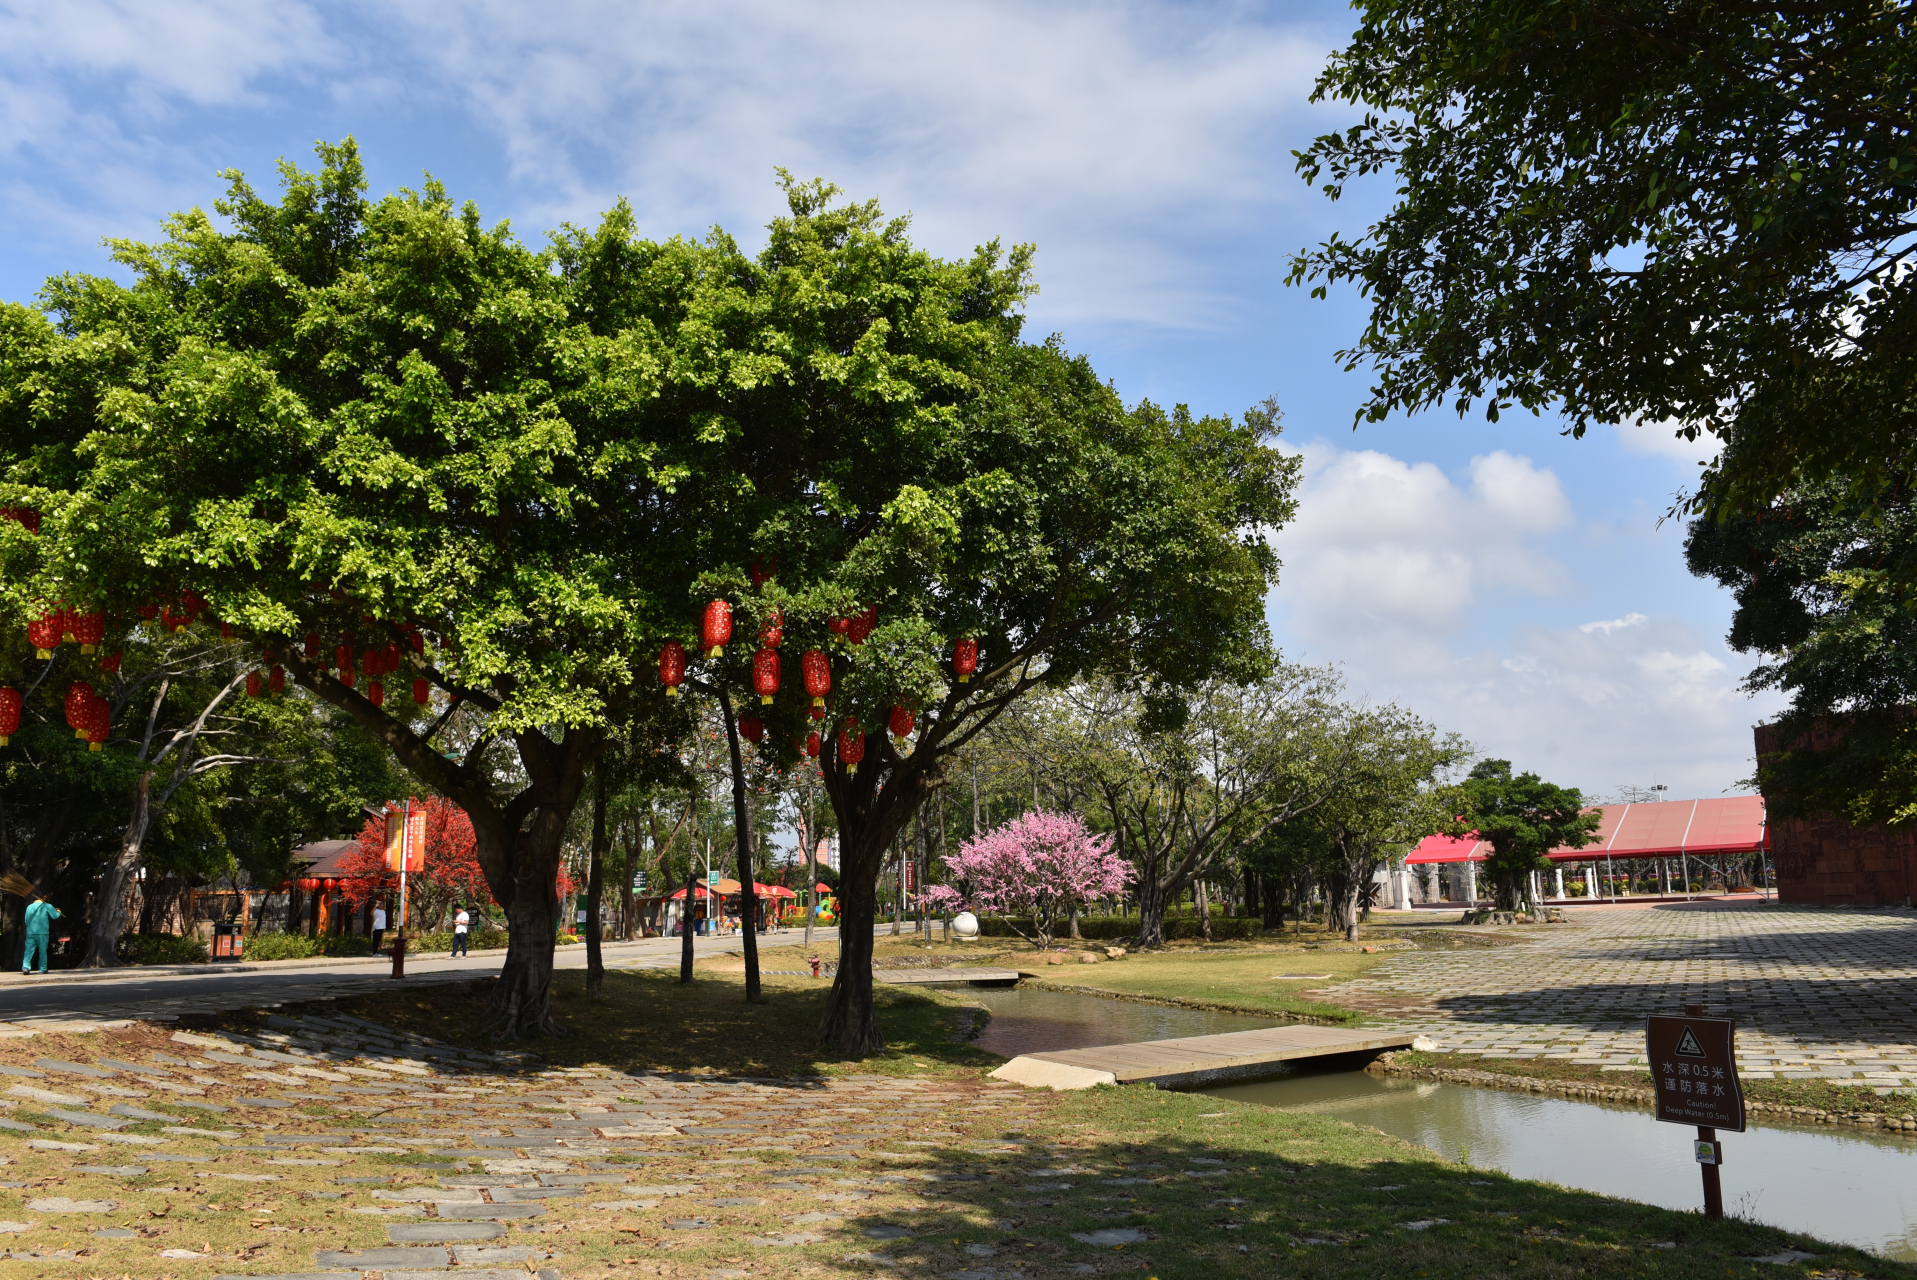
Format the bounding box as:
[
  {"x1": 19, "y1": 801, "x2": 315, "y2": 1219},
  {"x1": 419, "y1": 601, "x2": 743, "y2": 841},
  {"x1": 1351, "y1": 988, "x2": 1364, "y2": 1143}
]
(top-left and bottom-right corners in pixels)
[{"x1": 1389, "y1": 1049, "x2": 1917, "y2": 1126}]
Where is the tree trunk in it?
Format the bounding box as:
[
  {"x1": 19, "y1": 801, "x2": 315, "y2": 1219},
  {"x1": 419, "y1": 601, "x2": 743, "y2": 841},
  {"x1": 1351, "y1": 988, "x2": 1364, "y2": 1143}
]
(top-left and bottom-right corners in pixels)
[
  {"x1": 82, "y1": 773, "x2": 153, "y2": 968},
  {"x1": 1134, "y1": 871, "x2": 1167, "y2": 948},
  {"x1": 679, "y1": 848, "x2": 698, "y2": 983},
  {"x1": 585, "y1": 771, "x2": 607, "y2": 998},
  {"x1": 818, "y1": 871, "x2": 882, "y2": 1055},
  {"x1": 480, "y1": 816, "x2": 569, "y2": 1040},
  {"x1": 1196, "y1": 877, "x2": 1212, "y2": 942},
  {"x1": 1244, "y1": 866, "x2": 1261, "y2": 921},
  {"x1": 717, "y1": 687, "x2": 761, "y2": 1002}
]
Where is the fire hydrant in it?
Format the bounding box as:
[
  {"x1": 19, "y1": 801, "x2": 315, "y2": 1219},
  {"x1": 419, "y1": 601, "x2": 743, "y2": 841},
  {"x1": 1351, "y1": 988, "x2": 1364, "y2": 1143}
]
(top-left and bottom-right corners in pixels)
[{"x1": 808, "y1": 955, "x2": 821, "y2": 978}]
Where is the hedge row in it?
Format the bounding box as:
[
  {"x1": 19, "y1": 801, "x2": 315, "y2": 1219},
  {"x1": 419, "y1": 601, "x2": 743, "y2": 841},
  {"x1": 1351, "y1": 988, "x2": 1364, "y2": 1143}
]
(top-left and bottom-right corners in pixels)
[{"x1": 970, "y1": 915, "x2": 1264, "y2": 942}]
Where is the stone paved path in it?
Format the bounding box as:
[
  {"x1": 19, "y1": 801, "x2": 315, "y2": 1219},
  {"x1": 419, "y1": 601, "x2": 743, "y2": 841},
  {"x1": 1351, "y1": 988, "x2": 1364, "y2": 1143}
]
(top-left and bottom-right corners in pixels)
[
  {"x1": 1317, "y1": 902, "x2": 1917, "y2": 1090},
  {"x1": 0, "y1": 1004, "x2": 1126, "y2": 1278}
]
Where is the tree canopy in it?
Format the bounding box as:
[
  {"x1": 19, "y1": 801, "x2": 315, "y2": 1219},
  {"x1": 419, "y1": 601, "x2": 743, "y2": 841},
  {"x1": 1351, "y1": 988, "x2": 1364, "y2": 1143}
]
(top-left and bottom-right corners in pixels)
[
  {"x1": 1289, "y1": 0, "x2": 1917, "y2": 516},
  {"x1": 1457, "y1": 759, "x2": 1598, "y2": 911}
]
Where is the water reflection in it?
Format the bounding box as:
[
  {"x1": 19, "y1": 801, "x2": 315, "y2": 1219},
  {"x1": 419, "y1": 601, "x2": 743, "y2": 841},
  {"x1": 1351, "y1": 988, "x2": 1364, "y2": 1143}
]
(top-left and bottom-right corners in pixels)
[
  {"x1": 1207, "y1": 1068, "x2": 1917, "y2": 1262},
  {"x1": 966, "y1": 985, "x2": 1279, "y2": 1060}
]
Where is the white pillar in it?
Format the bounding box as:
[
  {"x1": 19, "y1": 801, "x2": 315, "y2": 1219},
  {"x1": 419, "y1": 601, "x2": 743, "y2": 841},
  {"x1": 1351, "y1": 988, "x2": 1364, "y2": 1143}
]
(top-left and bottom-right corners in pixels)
[
  {"x1": 1465, "y1": 859, "x2": 1479, "y2": 905},
  {"x1": 1553, "y1": 867, "x2": 1565, "y2": 900}
]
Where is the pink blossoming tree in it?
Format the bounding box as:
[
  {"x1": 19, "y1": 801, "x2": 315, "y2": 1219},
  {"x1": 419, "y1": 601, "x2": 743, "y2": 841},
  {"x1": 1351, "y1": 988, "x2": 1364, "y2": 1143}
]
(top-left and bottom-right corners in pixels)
[{"x1": 940, "y1": 810, "x2": 1132, "y2": 949}]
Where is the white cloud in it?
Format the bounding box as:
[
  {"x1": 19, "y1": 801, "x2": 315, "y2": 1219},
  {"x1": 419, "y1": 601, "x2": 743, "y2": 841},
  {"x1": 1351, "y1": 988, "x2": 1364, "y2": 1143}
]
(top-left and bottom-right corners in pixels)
[
  {"x1": 1613, "y1": 419, "x2": 1719, "y2": 467},
  {"x1": 1579, "y1": 613, "x2": 1647, "y2": 635},
  {"x1": 361, "y1": 0, "x2": 1338, "y2": 330},
  {"x1": 1269, "y1": 442, "x2": 1780, "y2": 796}
]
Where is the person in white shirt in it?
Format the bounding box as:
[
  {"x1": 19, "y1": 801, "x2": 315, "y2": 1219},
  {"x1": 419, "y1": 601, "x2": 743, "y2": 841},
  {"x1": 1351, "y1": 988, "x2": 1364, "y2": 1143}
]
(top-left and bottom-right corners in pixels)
[
  {"x1": 371, "y1": 904, "x2": 388, "y2": 953},
  {"x1": 451, "y1": 905, "x2": 470, "y2": 957}
]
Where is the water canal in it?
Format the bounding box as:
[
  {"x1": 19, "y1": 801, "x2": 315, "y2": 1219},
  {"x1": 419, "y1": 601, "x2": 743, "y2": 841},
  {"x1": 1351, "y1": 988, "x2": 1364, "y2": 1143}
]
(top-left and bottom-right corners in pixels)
[{"x1": 968, "y1": 986, "x2": 1917, "y2": 1261}]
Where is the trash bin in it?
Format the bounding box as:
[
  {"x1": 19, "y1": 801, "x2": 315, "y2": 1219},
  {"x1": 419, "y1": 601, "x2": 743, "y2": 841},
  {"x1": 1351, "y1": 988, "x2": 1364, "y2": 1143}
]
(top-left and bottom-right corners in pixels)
[{"x1": 211, "y1": 922, "x2": 242, "y2": 961}]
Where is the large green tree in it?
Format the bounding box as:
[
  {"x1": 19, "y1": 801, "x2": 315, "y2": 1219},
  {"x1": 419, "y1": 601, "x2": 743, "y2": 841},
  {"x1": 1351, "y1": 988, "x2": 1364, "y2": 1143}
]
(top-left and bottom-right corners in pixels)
[
  {"x1": 1289, "y1": 0, "x2": 1917, "y2": 516},
  {"x1": 1686, "y1": 479, "x2": 1917, "y2": 824},
  {"x1": 1456, "y1": 759, "x2": 1599, "y2": 911},
  {"x1": 1, "y1": 141, "x2": 1293, "y2": 1050}
]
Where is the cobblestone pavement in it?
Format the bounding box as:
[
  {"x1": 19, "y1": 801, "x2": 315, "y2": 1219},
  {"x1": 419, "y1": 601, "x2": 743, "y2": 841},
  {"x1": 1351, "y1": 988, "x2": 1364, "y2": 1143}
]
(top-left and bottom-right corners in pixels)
[
  {"x1": 1309, "y1": 902, "x2": 1917, "y2": 1091},
  {"x1": 0, "y1": 1013, "x2": 1080, "y2": 1279}
]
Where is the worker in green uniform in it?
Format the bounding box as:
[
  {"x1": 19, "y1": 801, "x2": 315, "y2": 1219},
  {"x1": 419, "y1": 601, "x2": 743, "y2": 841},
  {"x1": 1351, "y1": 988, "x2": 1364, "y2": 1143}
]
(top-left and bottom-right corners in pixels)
[{"x1": 22, "y1": 892, "x2": 60, "y2": 975}]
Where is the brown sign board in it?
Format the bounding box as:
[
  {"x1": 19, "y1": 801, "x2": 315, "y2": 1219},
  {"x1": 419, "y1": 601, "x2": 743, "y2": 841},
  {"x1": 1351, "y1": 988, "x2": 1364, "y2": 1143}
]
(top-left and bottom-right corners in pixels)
[{"x1": 1646, "y1": 1015, "x2": 1745, "y2": 1132}]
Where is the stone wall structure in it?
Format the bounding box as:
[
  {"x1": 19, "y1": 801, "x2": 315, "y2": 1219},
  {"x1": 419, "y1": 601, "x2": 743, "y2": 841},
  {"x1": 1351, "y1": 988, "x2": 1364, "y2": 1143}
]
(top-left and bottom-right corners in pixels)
[{"x1": 1755, "y1": 722, "x2": 1917, "y2": 906}]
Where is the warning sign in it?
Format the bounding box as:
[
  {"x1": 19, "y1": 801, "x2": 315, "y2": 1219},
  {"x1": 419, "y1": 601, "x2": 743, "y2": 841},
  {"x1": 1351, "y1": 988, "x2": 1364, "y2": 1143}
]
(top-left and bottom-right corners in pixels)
[{"x1": 1646, "y1": 1014, "x2": 1744, "y2": 1132}]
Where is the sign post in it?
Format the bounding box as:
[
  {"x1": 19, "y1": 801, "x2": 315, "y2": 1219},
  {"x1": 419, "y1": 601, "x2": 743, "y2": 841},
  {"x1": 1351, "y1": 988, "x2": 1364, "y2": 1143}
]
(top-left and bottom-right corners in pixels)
[
  {"x1": 385, "y1": 802, "x2": 425, "y2": 979},
  {"x1": 1646, "y1": 1004, "x2": 1743, "y2": 1220}
]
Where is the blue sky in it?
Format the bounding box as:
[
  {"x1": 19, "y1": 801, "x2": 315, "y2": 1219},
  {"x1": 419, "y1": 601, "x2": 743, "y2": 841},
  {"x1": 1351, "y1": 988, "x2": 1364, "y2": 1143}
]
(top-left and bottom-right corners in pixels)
[{"x1": 0, "y1": 0, "x2": 1778, "y2": 799}]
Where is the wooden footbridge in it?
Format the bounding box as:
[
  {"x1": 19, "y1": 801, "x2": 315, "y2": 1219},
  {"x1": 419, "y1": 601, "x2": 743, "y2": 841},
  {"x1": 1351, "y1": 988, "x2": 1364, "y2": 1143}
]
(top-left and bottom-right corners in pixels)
[{"x1": 988, "y1": 1024, "x2": 1426, "y2": 1091}]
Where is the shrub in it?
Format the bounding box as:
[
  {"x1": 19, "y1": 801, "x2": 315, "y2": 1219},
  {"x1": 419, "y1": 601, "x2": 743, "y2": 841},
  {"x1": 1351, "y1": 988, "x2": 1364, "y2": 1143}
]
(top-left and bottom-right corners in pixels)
[
  {"x1": 115, "y1": 932, "x2": 208, "y2": 965},
  {"x1": 970, "y1": 915, "x2": 1263, "y2": 943},
  {"x1": 411, "y1": 928, "x2": 509, "y2": 953},
  {"x1": 242, "y1": 932, "x2": 321, "y2": 961}
]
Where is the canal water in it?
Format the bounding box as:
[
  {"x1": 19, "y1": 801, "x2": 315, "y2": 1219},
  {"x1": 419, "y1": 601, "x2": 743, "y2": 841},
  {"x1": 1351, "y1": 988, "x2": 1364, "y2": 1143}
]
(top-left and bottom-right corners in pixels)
[{"x1": 969, "y1": 987, "x2": 1917, "y2": 1261}]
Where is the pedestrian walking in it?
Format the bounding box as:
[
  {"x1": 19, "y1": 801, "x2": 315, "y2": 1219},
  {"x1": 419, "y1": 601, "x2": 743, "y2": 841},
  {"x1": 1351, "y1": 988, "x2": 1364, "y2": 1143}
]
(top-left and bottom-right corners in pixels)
[
  {"x1": 22, "y1": 892, "x2": 61, "y2": 975},
  {"x1": 371, "y1": 903, "x2": 387, "y2": 953},
  {"x1": 451, "y1": 905, "x2": 470, "y2": 957}
]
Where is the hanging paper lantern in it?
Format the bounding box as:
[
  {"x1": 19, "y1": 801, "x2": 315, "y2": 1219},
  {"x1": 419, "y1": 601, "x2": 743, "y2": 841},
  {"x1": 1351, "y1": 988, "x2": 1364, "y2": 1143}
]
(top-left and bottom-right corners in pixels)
[
  {"x1": 847, "y1": 605, "x2": 877, "y2": 645},
  {"x1": 408, "y1": 630, "x2": 425, "y2": 654},
  {"x1": 659, "y1": 641, "x2": 687, "y2": 697},
  {"x1": 339, "y1": 661, "x2": 355, "y2": 689},
  {"x1": 82, "y1": 693, "x2": 109, "y2": 751},
  {"x1": 888, "y1": 704, "x2": 914, "y2": 746},
  {"x1": 952, "y1": 636, "x2": 978, "y2": 683},
  {"x1": 64, "y1": 681, "x2": 89, "y2": 738},
  {"x1": 0, "y1": 687, "x2": 20, "y2": 746},
  {"x1": 369, "y1": 680, "x2": 385, "y2": 708},
  {"x1": 99, "y1": 650, "x2": 122, "y2": 674},
  {"x1": 759, "y1": 606, "x2": 783, "y2": 649},
  {"x1": 753, "y1": 649, "x2": 781, "y2": 704},
  {"x1": 336, "y1": 643, "x2": 353, "y2": 674},
  {"x1": 361, "y1": 648, "x2": 381, "y2": 679},
  {"x1": 413, "y1": 677, "x2": 429, "y2": 704},
  {"x1": 297, "y1": 877, "x2": 321, "y2": 892},
  {"x1": 137, "y1": 603, "x2": 160, "y2": 621},
  {"x1": 245, "y1": 671, "x2": 263, "y2": 699},
  {"x1": 69, "y1": 609, "x2": 106, "y2": 654},
  {"x1": 805, "y1": 731, "x2": 821, "y2": 758},
  {"x1": 269, "y1": 665, "x2": 285, "y2": 696},
  {"x1": 801, "y1": 649, "x2": 830, "y2": 716},
  {"x1": 701, "y1": 600, "x2": 733, "y2": 658},
  {"x1": 219, "y1": 621, "x2": 236, "y2": 639},
  {"x1": 304, "y1": 631, "x2": 322, "y2": 659},
  {"x1": 27, "y1": 612, "x2": 62, "y2": 658},
  {"x1": 739, "y1": 716, "x2": 765, "y2": 744},
  {"x1": 749, "y1": 558, "x2": 777, "y2": 588},
  {"x1": 0, "y1": 506, "x2": 40, "y2": 533},
  {"x1": 837, "y1": 721, "x2": 866, "y2": 776},
  {"x1": 828, "y1": 615, "x2": 851, "y2": 643}
]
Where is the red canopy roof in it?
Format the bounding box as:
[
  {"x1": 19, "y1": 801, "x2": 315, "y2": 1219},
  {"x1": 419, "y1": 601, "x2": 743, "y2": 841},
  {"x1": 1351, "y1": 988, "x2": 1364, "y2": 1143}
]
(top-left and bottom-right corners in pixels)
[{"x1": 1406, "y1": 797, "x2": 1766, "y2": 864}]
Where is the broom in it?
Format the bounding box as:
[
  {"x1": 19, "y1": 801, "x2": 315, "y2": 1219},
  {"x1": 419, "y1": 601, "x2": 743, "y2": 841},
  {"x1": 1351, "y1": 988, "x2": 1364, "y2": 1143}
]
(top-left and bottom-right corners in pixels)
[{"x1": 0, "y1": 871, "x2": 37, "y2": 899}]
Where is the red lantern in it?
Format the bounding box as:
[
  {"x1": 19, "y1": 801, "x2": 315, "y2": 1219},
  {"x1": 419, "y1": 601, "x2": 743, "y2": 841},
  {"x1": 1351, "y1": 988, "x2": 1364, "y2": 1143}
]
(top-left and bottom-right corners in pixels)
[
  {"x1": 828, "y1": 615, "x2": 851, "y2": 643},
  {"x1": 361, "y1": 648, "x2": 381, "y2": 679},
  {"x1": 369, "y1": 681, "x2": 385, "y2": 708},
  {"x1": 739, "y1": 716, "x2": 765, "y2": 744},
  {"x1": 27, "y1": 612, "x2": 62, "y2": 658},
  {"x1": 339, "y1": 662, "x2": 355, "y2": 689},
  {"x1": 408, "y1": 630, "x2": 425, "y2": 654},
  {"x1": 269, "y1": 665, "x2": 285, "y2": 696},
  {"x1": 0, "y1": 687, "x2": 20, "y2": 746},
  {"x1": 69, "y1": 609, "x2": 106, "y2": 654},
  {"x1": 413, "y1": 677, "x2": 429, "y2": 704},
  {"x1": 137, "y1": 603, "x2": 159, "y2": 620},
  {"x1": 218, "y1": 620, "x2": 235, "y2": 639},
  {"x1": 837, "y1": 721, "x2": 866, "y2": 776},
  {"x1": 245, "y1": 671, "x2": 263, "y2": 699},
  {"x1": 888, "y1": 704, "x2": 914, "y2": 744},
  {"x1": 805, "y1": 731, "x2": 821, "y2": 758},
  {"x1": 336, "y1": 643, "x2": 353, "y2": 673},
  {"x1": 759, "y1": 607, "x2": 783, "y2": 649},
  {"x1": 749, "y1": 558, "x2": 777, "y2": 588},
  {"x1": 297, "y1": 877, "x2": 321, "y2": 892},
  {"x1": 802, "y1": 649, "x2": 830, "y2": 716},
  {"x1": 0, "y1": 506, "x2": 40, "y2": 534},
  {"x1": 847, "y1": 605, "x2": 877, "y2": 645},
  {"x1": 953, "y1": 636, "x2": 978, "y2": 683},
  {"x1": 701, "y1": 600, "x2": 733, "y2": 658},
  {"x1": 99, "y1": 650, "x2": 123, "y2": 674},
  {"x1": 64, "y1": 681, "x2": 89, "y2": 739},
  {"x1": 304, "y1": 631, "x2": 322, "y2": 659},
  {"x1": 82, "y1": 693, "x2": 109, "y2": 751},
  {"x1": 753, "y1": 649, "x2": 781, "y2": 704},
  {"x1": 659, "y1": 641, "x2": 687, "y2": 697}
]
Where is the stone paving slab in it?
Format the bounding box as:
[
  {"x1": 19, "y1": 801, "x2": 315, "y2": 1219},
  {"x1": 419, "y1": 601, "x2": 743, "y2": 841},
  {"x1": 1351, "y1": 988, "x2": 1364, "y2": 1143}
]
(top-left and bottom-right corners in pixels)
[{"x1": 1327, "y1": 903, "x2": 1917, "y2": 1086}]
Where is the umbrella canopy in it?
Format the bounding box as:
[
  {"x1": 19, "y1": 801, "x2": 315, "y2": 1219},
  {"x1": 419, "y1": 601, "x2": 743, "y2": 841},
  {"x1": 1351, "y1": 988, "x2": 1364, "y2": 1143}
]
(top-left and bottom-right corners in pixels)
[
  {"x1": 760, "y1": 884, "x2": 798, "y2": 899},
  {"x1": 665, "y1": 884, "x2": 720, "y2": 901},
  {"x1": 815, "y1": 882, "x2": 833, "y2": 893}
]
